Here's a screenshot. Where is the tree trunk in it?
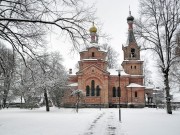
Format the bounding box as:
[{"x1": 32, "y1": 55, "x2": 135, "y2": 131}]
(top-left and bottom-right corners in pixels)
[
  {"x1": 76, "y1": 93, "x2": 80, "y2": 113},
  {"x1": 44, "y1": 88, "x2": 50, "y2": 112},
  {"x1": 3, "y1": 78, "x2": 10, "y2": 108},
  {"x1": 164, "y1": 70, "x2": 172, "y2": 114}
]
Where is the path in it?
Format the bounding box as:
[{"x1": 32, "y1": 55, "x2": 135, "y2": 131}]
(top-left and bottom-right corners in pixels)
[{"x1": 82, "y1": 110, "x2": 126, "y2": 135}]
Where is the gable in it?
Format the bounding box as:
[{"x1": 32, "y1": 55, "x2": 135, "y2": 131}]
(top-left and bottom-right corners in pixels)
[{"x1": 77, "y1": 64, "x2": 109, "y2": 75}]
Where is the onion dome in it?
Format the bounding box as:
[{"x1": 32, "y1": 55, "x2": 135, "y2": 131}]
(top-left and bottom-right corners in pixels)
[
  {"x1": 127, "y1": 15, "x2": 134, "y2": 21},
  {"x1": 89, "y1": 22, "x2": 97, "y2": 33},
  {"x1": 127, "y1": 9, "x2": 134, "y2": 22}
]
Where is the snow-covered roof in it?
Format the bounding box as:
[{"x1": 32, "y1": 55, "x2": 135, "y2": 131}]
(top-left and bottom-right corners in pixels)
[
  {"x1": 123, "y1": 60, "x2": 144, "y2": 62},
  {"x1": 82, "y1": 59, "x2": 98, "y2": 61},
  {"x1": 79, "y1": 43, "x2": 107, "y2": 53},
  {"x1": 126, "y1": 83, "x2": 145, "y2": 88},
  {"x1": 107, "y1": 69, "x2": 129, "y2": 76},
  {"x1": 131, "y1": 75, "x2": 144, "y2": 77}
]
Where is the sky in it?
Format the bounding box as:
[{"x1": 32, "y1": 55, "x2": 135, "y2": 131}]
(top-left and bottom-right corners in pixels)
[{"x1": 48, "y1": 0, "x2": 139, "y2": 69}]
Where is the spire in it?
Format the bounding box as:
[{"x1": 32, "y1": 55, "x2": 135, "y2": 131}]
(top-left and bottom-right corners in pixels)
[
  {"x1": 89, "y1": 22, "x2": 98, "y2": 43},
  {"x1": 126, "y1": 10, "x2": 136, "y2": 45},
  {"x1": 129, "y1": 6, "x2": 131, "y2": 16},
  {"x1": 127, "y1": 6, "x2": 134, "y2": 29}
]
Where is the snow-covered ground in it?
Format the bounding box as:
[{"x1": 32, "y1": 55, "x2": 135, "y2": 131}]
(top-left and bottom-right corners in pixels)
[{"x1": 0, "y1": 107, "x2": 180, "y2": 135}]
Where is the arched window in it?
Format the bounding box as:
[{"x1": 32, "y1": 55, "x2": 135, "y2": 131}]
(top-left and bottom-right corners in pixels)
[
  {"x1": 131, "y1": 65, "x2": 132, "y2": 69},
  {"x1": 112, "y1": 87, "x2": 116, "y2": 97},
  {"x1": 117, "y1": 87, "x2": 121, "y2": 97},
  {"x1": 131, "y1": 48, "x2": 135, "y2": 58},
  {"x1": 91, "y1": 80, "x2": 95, "y2": 96},
  {"x1": 86, "y1": 85, "x2": 90, "y2": 96},
  {"x1": 134, "y1": 66, "x2": 136, "y2": 69},
  {"x1": 92, "y1": 52, "x2": 95, "y2": 57},
  {"x1": 135, "y1": 91, "x2": 138, "y2": 97},
  {"x1": 96, "y1": 85, "x2": 100, "y2": 96}
]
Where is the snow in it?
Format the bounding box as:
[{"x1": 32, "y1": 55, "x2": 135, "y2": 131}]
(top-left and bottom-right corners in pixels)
[
  {"x1": 0, "y1": 107, "x2": 180, "y2": 135},
  {"x1": 83, "y1": 59, "x2": 98, "y2": 61},
  {"x1": 79, "y1": 43, "x2": 108, "y2": 53},
  {"x1": 10, "y1": 97, "x2": 25, "y2": 103},
  {"x1": 127, "y1": 83, "x2": 145, "y2": 88},
  {"x1": 68, "y1": 83, "x2": 78, "y2": 87},
  {"x1": 172, "y1": 93, "x2": 180, "y2": 102}
]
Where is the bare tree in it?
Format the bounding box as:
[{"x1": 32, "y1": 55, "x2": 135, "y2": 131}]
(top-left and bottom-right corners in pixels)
[
  {"x1": 12, "y1": 51, "x2": 68, "y2": 111},
  {"x1": 101, "y1": 44, "x2": 119, "y2": 69},
  {"x1": 142, "y1": 58, "x2": 152, "y2": 86},
  {"x1": 0, "y1": 0, "x2": 96, "y2": 63},
  {"x1": 13, "y1": 56, "x2": 42, "y2": 109},
  {"x1": 135, "y1": 0, "x2": 180, "y2": 114},
  {"x1": 48, "y1": 52, "x2": 68, "y2": 108},
  {"x1": 0, "y1": 43, "x2": 15, "y2": 108},
  {"x1": 169, "y1": 33, "x2": 180, "y2": 90},
  {"x1": 71, "y1": 89, "x2": 84, "y2": 113}
]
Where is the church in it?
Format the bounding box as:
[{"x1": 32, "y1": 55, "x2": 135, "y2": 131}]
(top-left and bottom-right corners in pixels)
[{"x1": 63, "y1": 13, "x2": 153, "y2": 108}]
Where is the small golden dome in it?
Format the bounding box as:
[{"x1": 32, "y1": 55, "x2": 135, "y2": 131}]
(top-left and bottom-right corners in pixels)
[{"x1": 89, "y1": 23, "x2": 97, "y2": 33}]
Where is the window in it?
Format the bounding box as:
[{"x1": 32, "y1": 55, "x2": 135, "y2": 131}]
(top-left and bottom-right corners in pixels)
[
  {"x1": 131, "y1": 48, "x2": 135, "y2": 58},
  {"x1": 92, "y1": 52, "x2": 95, "y2": 57},
  {"x1": 96, "y1": 85, "x2": 100, "y2": 96},
  {"x1": 135, "y1": 91, "x2": 138, "y2": 97},
  {"x1": 86, "y1": 85, "x2": 90, "y2": 96},
  {"x1": 134, "y1": 66, "x2": 136, "y2": 69},
  {"x1": 91, "y1": 80, "x2": 95, "y2": 96},
  {"x1": 117, "y1": 87, "x2": 121, "y2": 97},
  {"x1": 112, "y1": 87, "x2": 116, "y2": 97},
  {"x1": 131, "y1": 66, "x2": 132, "y2": 69}
]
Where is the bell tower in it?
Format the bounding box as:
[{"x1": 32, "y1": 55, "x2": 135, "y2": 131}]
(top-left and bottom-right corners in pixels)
[{"x1": 122, "y1": 11, "x2": 143, "y2": 77}]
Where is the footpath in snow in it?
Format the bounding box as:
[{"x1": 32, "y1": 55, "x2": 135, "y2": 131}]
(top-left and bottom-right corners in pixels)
[
  {"x1": 0, "y1": 107, "x2": 180, "y2": 135},
  {"x1": 82, "y1": 110, "x2": 123, "y2": 135}
]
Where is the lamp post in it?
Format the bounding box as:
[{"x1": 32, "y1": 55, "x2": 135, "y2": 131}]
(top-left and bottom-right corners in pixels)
[{"x1": 116, "y1": 69, "x2": 122, "y2": 122}]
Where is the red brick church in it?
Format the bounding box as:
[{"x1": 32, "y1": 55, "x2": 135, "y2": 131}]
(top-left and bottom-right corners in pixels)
[{"x1": 63, "y1": 13, "x2": 152, "y2": 108}]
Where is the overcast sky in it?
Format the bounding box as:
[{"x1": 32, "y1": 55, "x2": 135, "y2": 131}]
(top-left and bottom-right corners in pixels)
[{"x1": 48, "y1": 0, "x2": 140, "y2": 69}]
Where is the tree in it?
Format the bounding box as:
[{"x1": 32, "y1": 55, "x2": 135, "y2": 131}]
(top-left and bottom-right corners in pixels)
[
  {"x1": 47, "y1": 52, "x2": 68, "y2": 108},
  {"x1": 71, "y1": 89, "x2": 84, "y2": 113},
  {"x1": 13, "y1": 56, "x2": 42, "y2": 109},
  {"x1": 12, "y1": 51, "x2": 68, "y2": 111},
  {"x1": 32, "y1": 52, "x2": 68, "y2": 111},
  {"x1": 0, "y1": 43, "x2": 15, "y2": 108},
  {"x1": 142, "y1": 58, "x2": 152, "y2": 86},
  {"x1": 135, "y1": 0, "x2": 180, "y2": 114},
  {"x1": 0, "y1": 0, "x2": 96, "y2": 63},
  {"x1": 101, "y1": 44, "x2": 119, "y2": 69},
  {"x1": 169, "y1": 32, "x2": 180, "y2": 91}
]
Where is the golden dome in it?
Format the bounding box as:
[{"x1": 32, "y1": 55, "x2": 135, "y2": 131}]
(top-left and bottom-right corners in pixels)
[{"x1": 89, "y1": 23, "x2": 97, "y2": 33}]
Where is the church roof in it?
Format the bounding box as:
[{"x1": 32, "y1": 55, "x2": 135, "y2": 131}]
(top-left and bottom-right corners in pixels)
[
  {"x1": 123, "y1": 29, "x2": 137, "y2": 47},
  {"x1": 77, "y1": 64, "x2": 109, "y2": 75},
  {"x1": 79, "y1": 43, "x2": 107, "y2": 53},
  {"x1": 126, "y1": 83, "x2": 145, "y2": 88}
]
